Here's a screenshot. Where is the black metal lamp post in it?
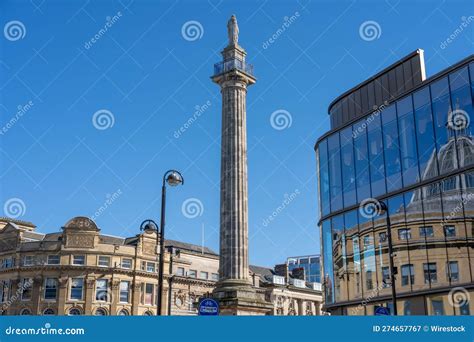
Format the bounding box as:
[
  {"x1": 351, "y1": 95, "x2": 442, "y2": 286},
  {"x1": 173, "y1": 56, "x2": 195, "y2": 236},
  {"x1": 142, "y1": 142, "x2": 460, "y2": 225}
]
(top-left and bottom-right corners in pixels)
[
  {"x1": 157, "y1": 170, "x2": 184, "y2": 316},
  {"x1": 378, "y1": 201, "x2": 398, "y2": 316}
]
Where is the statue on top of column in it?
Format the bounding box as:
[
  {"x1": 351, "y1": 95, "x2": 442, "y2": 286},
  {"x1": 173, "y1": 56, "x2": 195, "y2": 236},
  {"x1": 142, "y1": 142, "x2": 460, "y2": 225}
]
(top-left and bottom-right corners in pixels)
[{"x1": 227, "y1": 15, "x2": 239, "y2": 46}]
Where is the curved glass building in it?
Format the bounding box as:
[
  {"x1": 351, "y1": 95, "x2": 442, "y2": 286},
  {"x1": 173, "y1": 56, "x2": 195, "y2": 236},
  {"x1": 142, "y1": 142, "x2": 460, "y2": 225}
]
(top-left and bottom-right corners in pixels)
[{"x1": 316, "y1": 50, "x2": 474, "y2": 315}]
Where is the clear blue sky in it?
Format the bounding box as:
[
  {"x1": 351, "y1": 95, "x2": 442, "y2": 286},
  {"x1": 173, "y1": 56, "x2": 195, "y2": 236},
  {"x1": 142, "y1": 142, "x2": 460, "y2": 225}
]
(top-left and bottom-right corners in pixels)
[{"x1": 1, "y1": 0, "x2": 472, "y2": 268}]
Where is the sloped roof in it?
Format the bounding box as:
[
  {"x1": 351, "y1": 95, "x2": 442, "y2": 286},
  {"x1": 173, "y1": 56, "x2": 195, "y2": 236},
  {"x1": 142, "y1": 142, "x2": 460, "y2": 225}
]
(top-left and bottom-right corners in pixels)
[{"x1": 165, "y1": 239, "x2": 217, "y2": 255}]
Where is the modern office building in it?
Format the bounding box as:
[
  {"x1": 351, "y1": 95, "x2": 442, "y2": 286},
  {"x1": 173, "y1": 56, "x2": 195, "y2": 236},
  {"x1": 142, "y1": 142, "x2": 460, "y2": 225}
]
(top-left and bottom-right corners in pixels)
[
  {"x1": 287, "y1": 255, "x2": 321, "y2": 284},
  {"x1": 315, "y1": 50, "x2": 474, "y2": 315},
  {"x1": 0, "y1": 217, "x2": 322, "y2": 316}
]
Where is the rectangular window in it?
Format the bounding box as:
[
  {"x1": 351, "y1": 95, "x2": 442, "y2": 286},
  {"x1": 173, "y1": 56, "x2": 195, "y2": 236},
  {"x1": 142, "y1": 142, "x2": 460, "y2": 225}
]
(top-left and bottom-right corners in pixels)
[
  {"x1": 424, "y1": 263, "x2": 437, "y2": 284},
  {"x1": 98, "y1": 256, "x2": 110, "y2": 267},
  {"x1": 3, "y1": 257, "x2": 14, "y2": 269},
  {"x1": 44, "y1": 278, "x2": 58, "y2": 300},
  {"x1": 340, "y1": 126, "x2": 356, "y2": 207},
  {"x1": 382, "y1": 104, "x2": 402, "y2": 192},
  {"x1": 20, "y1": 278, "x2": 32, "y2": 301},
  {"x1": 70, "y1": 278, "x2": 84, "y2": 300},
  {"x1": 366, "y1": 270, "x2": 373, "y2": 290},
  {"x1": 419, "y1": 226, "x2": 434, "y2": 238},
  {"x1": 146, "y1": 262, "x2": 155, "y2": 273},
  {"x1": 72, "y1": 255, "x2": 85, "y2": 265},
  {"x1": 381, "y1": 266, "x2": 390, "y2": 287},
  {"x1": 328, "y1": 133, "x2": 343, "y2": 211},
  {"x1": 188, "y1": 270, "x2": 197, "y2": 278},
  {"x1": 398, "y1": 228, "x2": 411, "y2": 240},
  {"x1": 397, "y1": 96, "x2": 419, "y2": 186},
  {"x1": 379, "y1": 232, "x2": 387, "y2": 243},
  {"x1": 47, "y1": 255, "x2": 60, "y2": 265},
  {"x1": 431, "y1": 299, "x2": 444, "y2": 315},
  {"x1": 211, "y1": 273, "x2": 219, "y2": 281},
  {"x1": 144, "y1": 283, "x2": 154, "y2": 305},
  {"x1": 447, "y1": 261, "x2": 459, "y2": 282},
  {"x1": 401, "y1": 264, "x2": 414, "y2": 286},
  {"x1": 23, "y1": 255, "x2": 35, "y2": 266},
  {"x1": 119, "y1": 281, "x2": 130, "y2": 303},
  {"x1": 176, "y1": 267, "x2": 185, "y2": 276},
  {"x1": 199, "y1": 271, "x2": 208, "y2": 280},
  {"x1": 444, "y1": 225, "x2": 456, "y2": 237},
  {"x1": 318, "y1": 140, "x2": 331, "y2": 216},
  {"x1": 95, "y1": 279, "x2": 108, "y2": 301},
  {"x1": 0, "y1": 280, "x2": 10, "y2": 302},
  {"x1": 121, "y1": 258, "x2": 132, "y2": 269}
]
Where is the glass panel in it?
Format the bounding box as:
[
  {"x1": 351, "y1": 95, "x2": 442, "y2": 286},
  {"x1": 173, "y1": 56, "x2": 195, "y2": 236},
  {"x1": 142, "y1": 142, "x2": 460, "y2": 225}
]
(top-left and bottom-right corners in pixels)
[
  {"x1": 359, "y1": 212, "x2": 378, "y2": 298},
  {"x1": 341, "y1": 127, "x2": 356, "y2": 207},
  {"x1": 449, "y1": 67, "x2": 474, "y2": 167},
  {"x1": 322, "y1": 220, "x2": 334, "y2": 304},
  {"x1": 427, "y1": 294, "x2": 454, "y2": 315},
  {"x1": 431, "y1": 77, "x2": 455, "y2": 175},
  {"x1": 353, "y1": 119, "x2": 371, "y2": 202},
  {"x1": 421, "y1": 180, "x2": 449, "y2": 289},
  {"x1": 332, "y1": 215, "x2": 347, "y2": 302},
  {"x1": 382, "y1": 105, "x2": 402, "y2": 191},
  {"x1": 345, "y1": 210, "x2": 362, "y2": 301},
  {"x1": 462, "y1": 170, "x2": 474, "y2": 282},
  {"x1": 318, "y1": 140, "x2": 330, "y2": 216},
  {"x1": 413, "y1": 86, "x2": 438, "y2": 181},
  {"x1": 397, "y1": 96, "x2": 419, "y2": 186},
  {"x1": 367, "y1": 113, "x2": 386, "y2": 197},
  {"x1": 328, "y1": 133, "x2": 343, "y2": 211}
]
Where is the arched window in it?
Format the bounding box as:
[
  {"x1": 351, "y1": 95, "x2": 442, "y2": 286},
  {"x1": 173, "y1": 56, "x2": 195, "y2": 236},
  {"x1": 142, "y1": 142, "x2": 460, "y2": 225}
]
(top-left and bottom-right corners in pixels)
[
  {"x1": 94, "y1": 308, "x2": 107, "y2": 316},
  {"x1": 43, "y1": 308, "x2": 55, "y2": 315},
  {"x1": 68, "y1": 307, "x2": 82, "y2": 316},
  {"x1": 20, "y1": 308, "x2": 31, "y2": 315},
  {"x1": 143, "y1": 310, "x2": 154, "y2": 316},
  {"x1": 118, "y1": 309, "x2": 129, "y2": 316}
]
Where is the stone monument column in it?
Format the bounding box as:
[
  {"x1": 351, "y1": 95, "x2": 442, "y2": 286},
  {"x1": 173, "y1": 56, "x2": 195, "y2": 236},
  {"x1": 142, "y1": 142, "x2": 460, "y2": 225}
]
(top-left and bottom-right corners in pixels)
[{"x1": 211, "y1": 15, "x2": 272, "y2": 315}]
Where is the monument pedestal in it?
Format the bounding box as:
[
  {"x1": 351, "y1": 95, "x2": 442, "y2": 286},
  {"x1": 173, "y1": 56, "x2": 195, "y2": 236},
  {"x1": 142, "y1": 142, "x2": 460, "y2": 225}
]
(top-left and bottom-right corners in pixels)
[{"x1": 213, "y1": 280, "x2": 273, "y2": 316}]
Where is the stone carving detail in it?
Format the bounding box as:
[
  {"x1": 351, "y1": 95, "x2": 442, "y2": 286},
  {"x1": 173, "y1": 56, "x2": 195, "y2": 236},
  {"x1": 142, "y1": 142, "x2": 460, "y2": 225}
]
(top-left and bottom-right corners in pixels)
[
  {"x1": 227, "y1": 15, "x2": 239, "y2": 45},
  {"x1": 287, "y1": 301, "x2": 296, "y2": 316},
  {"x1": 306, "y1": 302, "x2": 313, "y2": 316},
  {"x1": 174, "y1": 290, "x2": 186, "y2": 308},
  {"x1": 66, "y1": 234, "x2": 94, "y2": 248},
  {"x1": 142, "y1": 241, "x2": 156, "y2": 255}
]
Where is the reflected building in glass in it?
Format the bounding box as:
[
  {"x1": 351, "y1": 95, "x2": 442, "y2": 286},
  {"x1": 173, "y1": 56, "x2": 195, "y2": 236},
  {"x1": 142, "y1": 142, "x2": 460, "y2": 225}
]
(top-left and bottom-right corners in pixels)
[
  {"x1": 315, "y1": 50, "x2": 474, "y2": 315},
  {"x1": 287, "y1": 255, "x2": 321, "y2": 284}
]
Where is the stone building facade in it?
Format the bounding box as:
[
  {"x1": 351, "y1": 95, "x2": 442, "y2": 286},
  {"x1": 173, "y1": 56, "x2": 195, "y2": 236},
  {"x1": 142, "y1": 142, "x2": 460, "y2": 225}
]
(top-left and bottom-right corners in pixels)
[{"x1": 0, "y1": 216, "x2": 322, "y2": 316}]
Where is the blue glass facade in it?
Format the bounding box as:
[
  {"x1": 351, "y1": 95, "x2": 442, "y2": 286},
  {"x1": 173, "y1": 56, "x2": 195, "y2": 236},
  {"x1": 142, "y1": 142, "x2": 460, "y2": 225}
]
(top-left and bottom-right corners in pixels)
[
  {"x1": 287, "y1": 255, "x2": 321, "y2": 284},
  {"x1": 317, "y1": 56, "x2": 474, "y2": 315}
]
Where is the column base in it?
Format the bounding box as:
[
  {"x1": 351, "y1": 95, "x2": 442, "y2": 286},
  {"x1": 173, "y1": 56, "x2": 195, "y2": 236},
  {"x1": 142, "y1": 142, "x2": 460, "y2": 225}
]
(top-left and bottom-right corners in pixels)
[{"x1": 212, "y1": 279, "x2": 273, "y2": 316}]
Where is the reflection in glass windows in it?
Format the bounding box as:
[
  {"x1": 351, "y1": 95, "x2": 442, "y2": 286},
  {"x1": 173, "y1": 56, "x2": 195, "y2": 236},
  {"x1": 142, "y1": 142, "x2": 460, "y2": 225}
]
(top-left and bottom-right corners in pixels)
[
  {"x1": 367, "y1": 114, "x2": 386, "y2": 197},
  {"x1": 328, "y1": 133, "x2": 343, "y2": 212},
  {"x1": 382, "y1": 105, "x2": 402, "y2": 191},
  {"x1": 318, "y1": 140, "x2": 330, "y2": 216},
  {"x1": 341, "y1": 127, "x2": 356, "y2": 207},
  {"x1": 397, "y1": 96, "x2": 419, "y2": 186},
  {"x1": 322, "y1": 220, "x2": 334, "y2": 304},
  {"x1": 353, "y1": 120, "x2": 371, "y2": 202}
]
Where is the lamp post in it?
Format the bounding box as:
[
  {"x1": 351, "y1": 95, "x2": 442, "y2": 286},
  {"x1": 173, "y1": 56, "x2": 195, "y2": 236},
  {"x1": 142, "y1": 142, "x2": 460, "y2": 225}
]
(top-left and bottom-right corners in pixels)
[
  {"x1": 378, "y1": 200, "x2": 398, "y2": 316},
  {"x1": 157, "y1": 170, "x2": 184, "y2": 316}
]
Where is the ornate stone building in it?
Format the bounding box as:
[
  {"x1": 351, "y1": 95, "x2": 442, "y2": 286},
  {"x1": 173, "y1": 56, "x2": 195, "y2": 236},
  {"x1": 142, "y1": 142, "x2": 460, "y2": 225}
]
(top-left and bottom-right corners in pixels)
[{"x1": 0, "y1": 216, "x2": 322, "y2": 316}]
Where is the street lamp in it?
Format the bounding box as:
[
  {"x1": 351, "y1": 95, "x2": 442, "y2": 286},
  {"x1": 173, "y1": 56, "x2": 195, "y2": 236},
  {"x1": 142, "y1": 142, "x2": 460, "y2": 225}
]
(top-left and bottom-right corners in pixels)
[
  {"x1": 157, "y1": 170, "x2": 184, "y2": 316},
  {"x1": 377, "y1": 200, "x2": 398, "y2": 316}
]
